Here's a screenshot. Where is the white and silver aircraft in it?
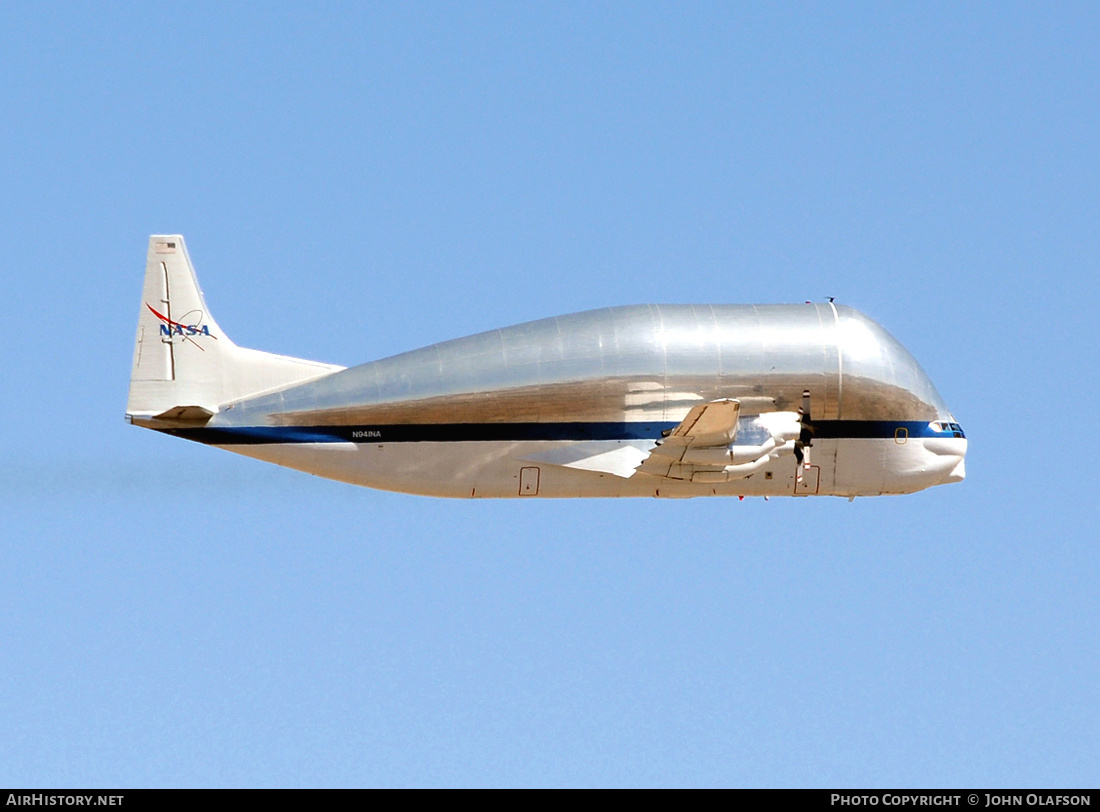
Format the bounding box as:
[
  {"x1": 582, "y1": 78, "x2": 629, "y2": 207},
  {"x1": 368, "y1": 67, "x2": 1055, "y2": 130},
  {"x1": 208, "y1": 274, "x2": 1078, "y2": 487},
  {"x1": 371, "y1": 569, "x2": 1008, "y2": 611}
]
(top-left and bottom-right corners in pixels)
[{"x1": 127, "y1": 235, "x2": 966, "y2": 498}]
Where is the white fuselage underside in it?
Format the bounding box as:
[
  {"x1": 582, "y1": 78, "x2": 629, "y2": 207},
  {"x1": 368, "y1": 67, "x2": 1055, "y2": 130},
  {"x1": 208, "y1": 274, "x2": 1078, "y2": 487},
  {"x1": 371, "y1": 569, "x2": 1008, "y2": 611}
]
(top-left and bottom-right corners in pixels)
[{"x1": 219, "y1": 437, "x2": 967, "y2": 498}]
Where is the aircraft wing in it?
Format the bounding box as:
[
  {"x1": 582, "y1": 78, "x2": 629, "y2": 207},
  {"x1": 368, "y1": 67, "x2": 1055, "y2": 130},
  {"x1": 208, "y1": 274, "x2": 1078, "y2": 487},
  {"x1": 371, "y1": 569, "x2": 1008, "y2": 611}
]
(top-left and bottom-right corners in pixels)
[
  {"x1": 663, "y1": 399, "x2": 740, "y2": 446},
  {"x1": 525, "y1": 440, "x2": 654, "y2": 478},
  {"x1": 636, "y1": 399, "x2": 742, "y2": 479},
  {"x1": 525, "y1": 399, "x2": 746, "y2": 479}
]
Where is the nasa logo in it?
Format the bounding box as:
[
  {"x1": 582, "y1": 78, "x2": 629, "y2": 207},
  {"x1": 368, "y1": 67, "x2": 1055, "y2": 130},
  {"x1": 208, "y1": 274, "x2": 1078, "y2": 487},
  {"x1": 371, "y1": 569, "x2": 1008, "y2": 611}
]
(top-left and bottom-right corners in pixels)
[
  {"x1": 146, "y1": 303, "x2": 217, "y2": 340},
  {"x1": 160, "y1": 322, "x2": 211, "y2": 337}
]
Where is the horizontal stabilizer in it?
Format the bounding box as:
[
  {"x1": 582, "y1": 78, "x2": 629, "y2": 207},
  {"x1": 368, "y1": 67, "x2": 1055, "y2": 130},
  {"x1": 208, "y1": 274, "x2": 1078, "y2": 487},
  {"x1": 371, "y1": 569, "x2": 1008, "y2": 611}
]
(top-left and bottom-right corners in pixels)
[{"x1": 152, "y1": 405, "x2": 215, "y2": 423}]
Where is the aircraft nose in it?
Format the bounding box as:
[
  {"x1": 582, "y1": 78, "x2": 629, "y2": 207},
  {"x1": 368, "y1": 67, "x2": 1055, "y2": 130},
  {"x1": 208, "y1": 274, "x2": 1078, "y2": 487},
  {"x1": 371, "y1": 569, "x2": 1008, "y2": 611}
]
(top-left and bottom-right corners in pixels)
[
  {"x1": 943, "y1": 455, "x2": 966, "y2": 483},
  {"x1": 924, "y1": 432, "x2": 967, "y2": 485}
]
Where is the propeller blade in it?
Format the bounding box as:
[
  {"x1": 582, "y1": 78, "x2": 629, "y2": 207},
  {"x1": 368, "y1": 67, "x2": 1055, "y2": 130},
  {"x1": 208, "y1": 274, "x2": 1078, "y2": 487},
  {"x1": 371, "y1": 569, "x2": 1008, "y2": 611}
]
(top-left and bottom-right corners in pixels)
[{"x1": 795, "y1": 389, "x2": 814, "y2": 482}]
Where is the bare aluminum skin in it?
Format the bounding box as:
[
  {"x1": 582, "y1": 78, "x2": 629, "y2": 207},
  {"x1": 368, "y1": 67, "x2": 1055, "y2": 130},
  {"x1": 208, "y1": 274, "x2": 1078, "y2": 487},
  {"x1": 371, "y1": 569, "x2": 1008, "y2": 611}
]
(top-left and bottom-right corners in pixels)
[
  {"x1": 128, "y1": 235, "x2": 964, "y2": 497},
  {"x1": 214, "y1": 302, "x2": 952, "y2": 429}
]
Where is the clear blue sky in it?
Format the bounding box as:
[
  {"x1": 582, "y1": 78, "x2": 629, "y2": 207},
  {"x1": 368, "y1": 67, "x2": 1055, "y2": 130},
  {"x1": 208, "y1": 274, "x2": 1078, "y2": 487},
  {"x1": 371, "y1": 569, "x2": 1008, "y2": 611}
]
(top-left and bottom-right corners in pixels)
[{"x1": 1, "y1": 1, "x2": 1097, "y2": 787}]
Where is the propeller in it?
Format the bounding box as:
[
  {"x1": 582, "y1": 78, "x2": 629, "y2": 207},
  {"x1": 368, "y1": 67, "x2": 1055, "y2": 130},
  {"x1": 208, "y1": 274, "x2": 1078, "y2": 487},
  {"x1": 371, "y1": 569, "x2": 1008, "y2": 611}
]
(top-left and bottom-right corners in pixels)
[{"x1": 793, "y1": 389, "x2": 815, "y2": 481}]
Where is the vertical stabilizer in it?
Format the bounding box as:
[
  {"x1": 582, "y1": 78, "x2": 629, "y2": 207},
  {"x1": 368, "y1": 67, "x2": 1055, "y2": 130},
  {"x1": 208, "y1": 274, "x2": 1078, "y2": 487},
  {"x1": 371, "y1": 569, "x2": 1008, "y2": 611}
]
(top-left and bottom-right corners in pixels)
[{"x1": 127, "y1": 235, "x2": 343, "y2": 423}]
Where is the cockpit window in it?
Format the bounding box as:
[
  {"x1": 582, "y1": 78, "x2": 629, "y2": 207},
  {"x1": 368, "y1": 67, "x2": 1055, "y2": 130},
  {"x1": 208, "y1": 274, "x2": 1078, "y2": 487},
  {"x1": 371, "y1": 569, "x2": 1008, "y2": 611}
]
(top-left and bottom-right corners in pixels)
[{"x1": 929, "y1": 421, "x2": 966, "y2": 438}]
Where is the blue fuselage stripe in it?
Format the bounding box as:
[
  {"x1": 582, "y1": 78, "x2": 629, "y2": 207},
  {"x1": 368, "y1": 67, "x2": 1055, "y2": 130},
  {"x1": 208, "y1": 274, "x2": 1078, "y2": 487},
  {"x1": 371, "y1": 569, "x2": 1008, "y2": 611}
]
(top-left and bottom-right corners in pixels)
[{"x1": 163, "y1": 420, "x2": 963, "y2": 445}]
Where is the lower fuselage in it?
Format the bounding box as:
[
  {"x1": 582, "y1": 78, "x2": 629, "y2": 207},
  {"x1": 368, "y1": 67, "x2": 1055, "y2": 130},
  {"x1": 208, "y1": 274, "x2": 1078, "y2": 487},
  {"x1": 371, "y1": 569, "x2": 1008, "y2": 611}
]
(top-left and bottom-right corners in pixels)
[{"x1": 171, "y1": 421, "x2": 967, "y2": 498}]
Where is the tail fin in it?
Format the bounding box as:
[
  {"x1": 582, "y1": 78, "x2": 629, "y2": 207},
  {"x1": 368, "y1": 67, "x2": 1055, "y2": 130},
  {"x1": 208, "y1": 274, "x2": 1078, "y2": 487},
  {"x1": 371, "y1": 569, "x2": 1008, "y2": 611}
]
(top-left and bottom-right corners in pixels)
[{"x1": 126, "y1": 235, "x2": 343, "y2": 424}]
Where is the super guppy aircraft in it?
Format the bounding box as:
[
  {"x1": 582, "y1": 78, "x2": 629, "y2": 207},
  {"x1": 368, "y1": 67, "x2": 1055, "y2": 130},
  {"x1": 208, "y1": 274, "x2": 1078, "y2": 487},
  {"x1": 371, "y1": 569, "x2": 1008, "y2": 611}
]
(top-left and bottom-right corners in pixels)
[{"x1": 127, "y1": 235, "x2": 966, "y2": 498}]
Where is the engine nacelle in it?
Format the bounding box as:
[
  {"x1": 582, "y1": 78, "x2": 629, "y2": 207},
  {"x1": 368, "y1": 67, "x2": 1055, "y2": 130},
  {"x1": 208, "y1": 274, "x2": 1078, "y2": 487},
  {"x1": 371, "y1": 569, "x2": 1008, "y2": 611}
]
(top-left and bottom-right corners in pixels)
[{"x1": 753, "y1": 411, "x2": 802, "y2": 444}]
